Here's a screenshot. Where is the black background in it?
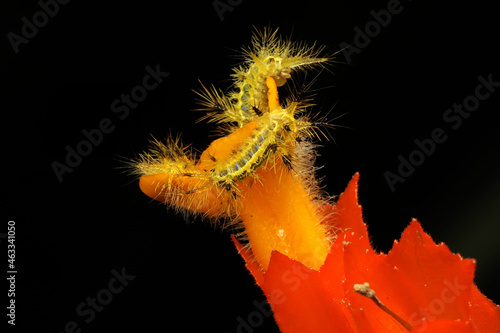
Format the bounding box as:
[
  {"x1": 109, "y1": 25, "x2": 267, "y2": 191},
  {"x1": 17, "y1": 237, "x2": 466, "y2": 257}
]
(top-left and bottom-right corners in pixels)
[{"x1": 2, "y1": 0, "x2": 499, "y2": 332}]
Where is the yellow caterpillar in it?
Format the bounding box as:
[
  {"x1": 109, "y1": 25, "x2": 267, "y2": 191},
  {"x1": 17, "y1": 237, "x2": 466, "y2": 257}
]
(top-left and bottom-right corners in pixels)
[
  {"x1": 132, "y1": 28, "x2": 331, "y2": 222},
  {"x1": 200, "y1": 79, "x2": 316, "y2": 186},
  {"x1": 194, "y1": 27, "x2": 329, "y2": 127}
]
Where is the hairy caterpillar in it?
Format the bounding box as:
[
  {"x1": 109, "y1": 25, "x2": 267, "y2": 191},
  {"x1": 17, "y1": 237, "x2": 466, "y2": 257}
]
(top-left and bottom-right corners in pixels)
[
  {"x1": 133, "y1": 28, "x2": 332, "y2": 224},
  {"x1": 200, "y1": 82, "x2": 321, "y2": 190},
  {"x1": 194, "y1": 27, "x2": 329, "y2": 127}
]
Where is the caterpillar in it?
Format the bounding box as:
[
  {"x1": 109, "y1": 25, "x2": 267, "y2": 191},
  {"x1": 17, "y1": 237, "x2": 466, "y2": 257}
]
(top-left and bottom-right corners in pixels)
[
  {"x1": 194, "y1": 27, "x2": 329, "y2": 127},
  {"x1": 132, "y1": 27, "x2": 332, "y2": 223}
]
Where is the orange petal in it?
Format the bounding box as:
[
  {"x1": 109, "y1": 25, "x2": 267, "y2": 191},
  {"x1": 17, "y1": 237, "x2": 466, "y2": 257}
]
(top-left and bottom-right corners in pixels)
[
  {"x1": 237, "y1": 157, "x2": 330, "y2": 271},
  {"x1": 198, "y1": 121, "x2": 258, "y2": 172},
  {"x1": 414, "y1": 319, "x2": 474, "y2": 332},
  {"x1": 139, "y1": 174, "x2": 230, "y2": 217}
]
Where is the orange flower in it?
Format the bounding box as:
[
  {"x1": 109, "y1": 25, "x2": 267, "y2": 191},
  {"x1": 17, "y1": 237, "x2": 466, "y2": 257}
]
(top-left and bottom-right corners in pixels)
[
  {"x1": 233, "y1": 173, "x2": 500, "y2": 332},
  {"x1": 136, "y1": 75, "x2": 499, "y2": 332}
]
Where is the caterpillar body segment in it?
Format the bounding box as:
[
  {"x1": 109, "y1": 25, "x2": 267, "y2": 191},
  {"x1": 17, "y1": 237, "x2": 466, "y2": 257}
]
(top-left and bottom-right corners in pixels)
[
  {"x1": 205, "y1": 103, "x2": 307, "y2": 191},
  {"x1": 133, "y1": 136, "x2": 197, "y2": 177}
]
